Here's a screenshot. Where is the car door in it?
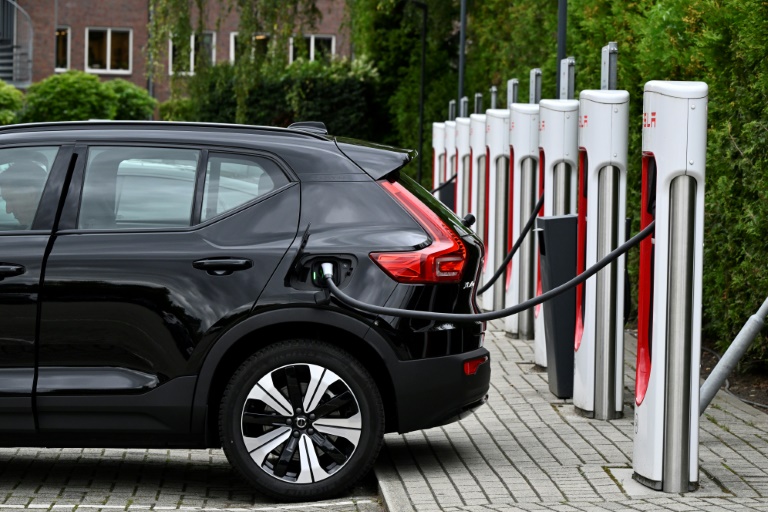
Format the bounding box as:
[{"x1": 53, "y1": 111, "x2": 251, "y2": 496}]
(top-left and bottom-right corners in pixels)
[
  {"x1": 36, "y1": 145, "x2": 299, "y2": 440},
  {"x1": 0, "y1": 145, "x2": 70, "y2": 434}
]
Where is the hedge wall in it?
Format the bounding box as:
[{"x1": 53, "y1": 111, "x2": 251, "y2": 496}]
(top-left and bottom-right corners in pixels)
[{"x1": 163, "y1": 58, "x2": 383, "y2": 141}]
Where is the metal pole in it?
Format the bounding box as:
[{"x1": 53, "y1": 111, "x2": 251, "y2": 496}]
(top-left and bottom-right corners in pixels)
[
  {"x1": 458, "y1": 0, "x2": 467, "y2": 106},
  {"x1": 449, "y1": 100, "x2": 456, "y2": 121},
  {"x1": 594, "y1": 165, "x2": 620, "y2": 420},
  {"x1": 411, "y1": 1, "x2": 427, "y2": 185},
  {"x1": 518, "y1": 159, "x2": 536, "y2": 338},
  {"x1": 700, "y1": 296, "x2": 768, "y2": 414},
  {"x1": 529, "y1": 69, "x2": 542, "y2": 104},
  {"x1": 490, "y1": 86, "x2": 498, "y2": 109},
  {"x1": 601, "y1": 42, "x2": 618, "y2": 91},
  {"x1": 559, "y1": 57, "x2": 576, "y2": 100},
  {"x1": 460, "y1": 96, "x2": 468, "y2": 118},
  {"x1": 507, "y1": 79, "x2": 519, "y2": 107},
  {"x1": 556, "y1": 0, "x2": 567, "y2": 94},
  {"x1": 474, "y1": 93, "x2": 483, "y2": 114},
  {"x1": 663, "y1": 175, "x2": 696, "y2": 493}
]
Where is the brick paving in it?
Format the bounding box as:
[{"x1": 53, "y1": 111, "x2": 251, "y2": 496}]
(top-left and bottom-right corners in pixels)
[
  {"x1": 375, "y1": 320, "x2": 768, "y2": 511},
  {"x1": 0, "y1": 446, "x2": 381, "y2": 511}
]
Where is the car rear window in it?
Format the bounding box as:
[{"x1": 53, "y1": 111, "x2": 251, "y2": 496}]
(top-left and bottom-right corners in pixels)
[{"x1": 0, "y1": 146, "x2": 59, "y2": 231}]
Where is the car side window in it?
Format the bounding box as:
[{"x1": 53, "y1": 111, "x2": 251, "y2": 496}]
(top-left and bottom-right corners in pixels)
[
  {"x1": 79, "y1": 147, "x2": 200, "y2": 230},
  {"x1": 0, "y1": 146, "x2": 59, "y2": 231},
  {"x1": 202, "y1": 153, "x2": 289, "y2": 222}
]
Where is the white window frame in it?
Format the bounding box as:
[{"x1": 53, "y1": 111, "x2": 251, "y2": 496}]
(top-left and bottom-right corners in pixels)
[
  {"x1": 84, "y1": 27, "x2": 133, "y2": 75},
  {"x1": 169, "y1": 31, "x2": 217, "y2": 76},
  {"x1": 229, "y1": 32, "x2": 270, "y2": 64},
  {"x1": 289, "y1": 34, "x2": 336, "y2": 64},
  {"x1": 55, "y1": 26, "x2": 71, "y2": 72}
]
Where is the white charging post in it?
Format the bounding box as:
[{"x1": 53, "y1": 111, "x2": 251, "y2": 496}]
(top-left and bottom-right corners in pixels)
[
  {"x1": 505, "y1": 102, "x2": 539, "y2": 337},
  {"x1": 535, "y1": 98, "x2": 579, "y2": 367},
  {"x1": 456, "y1": 97, "x2": 471, "y2": 217},
  {"x1": 482, "y1": 108, "x2": 510, "y2": 310},
  {"x1": 432, "y1": 122, "x2": 445, "y2": 194},
  {"x1": 444, "y1": 118, "x2": 456, "y2": 186},
  {"x1": 633, "y1": 81, "x2": 708, "y2": 493},
  {"x1": 573, "y1": 89, "x2": 629, "y2": 419},
  {"x1": 470, "y1": 109, "x2": 486, "y2": 236}
]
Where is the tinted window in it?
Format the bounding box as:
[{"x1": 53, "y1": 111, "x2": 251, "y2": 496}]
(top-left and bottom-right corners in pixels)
[
  {"x1": 79, "y1": 147, "x2": 199, "y2": 230},
  {"x1": 0, "y1": 146, "x2": 59, "y2": 231},
  {"x1": 202, "y1": 153, "x2": 289, "y2": 221}
]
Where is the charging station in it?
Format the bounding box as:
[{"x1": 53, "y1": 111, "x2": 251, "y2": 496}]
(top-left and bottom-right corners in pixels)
[
  {"x1": 443, "y1": 119, "x2": 457, "y2": 210},
  {"x1": 504, "y1": 103, "x2": 540, "y2": 337},
  {"x1": 573, "y1": 90, "x2": 629, "y2": 419},
  {"x1": 633, "y1": 81, "x2": 708, "y2": 493},
  {"x1": 432, "y1": 122, "x2": 446, "y2": 193},
  {"x1": 456, "y1": 116, "x2": 471, "y2": 217},
  {"x1": 482, "y1": 108, "x2": 510, "y2": 311},
  {"x1": 535, "y1": 99, "x2": 579, "y2": 367},
  {"x1": 470, "y1": 112, "x2": 487, "y2": 236}
]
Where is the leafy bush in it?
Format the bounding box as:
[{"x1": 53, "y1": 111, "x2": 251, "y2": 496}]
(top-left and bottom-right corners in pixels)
[
  {"x1": 20, "y1": 71, "x2": 118, "y2": 122},
  {"x1": 0, "y1": 80, "x2": 23, "y2": 125},
  {"x1": 166, "y1": 58, "x2": 381, "y2": 140},
  {"x1": 105, "y1": 79, "x2": 158, "y2": 120}
]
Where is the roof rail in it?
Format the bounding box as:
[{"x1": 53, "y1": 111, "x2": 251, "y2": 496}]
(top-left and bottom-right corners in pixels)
[{"x1": 288, "y1": 121, "x2": 328, "y2": 135}]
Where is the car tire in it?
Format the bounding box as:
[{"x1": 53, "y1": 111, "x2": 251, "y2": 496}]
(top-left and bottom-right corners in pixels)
[{"x1": 219, "y1": 339, "x2": 384, "y2": 501}]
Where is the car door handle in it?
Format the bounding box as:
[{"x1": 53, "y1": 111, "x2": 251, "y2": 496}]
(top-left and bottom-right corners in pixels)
[
  {"x1": 0, "y1": 264, "x2": 25, "y2": 280},
  {"x1": 193, "y1": 258, "x2": 253, "y2": 276}
]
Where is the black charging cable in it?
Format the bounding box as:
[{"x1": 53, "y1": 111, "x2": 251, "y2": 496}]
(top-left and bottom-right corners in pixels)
[
  {"x1": 322, "y1": 220, "x2": 654, "y2": 322},
  {"x1": 476, "y1": 193, "x2": 545, "y2": 296},
  {"x1": 431, "y1": 174, "x2": 457, "y2": 194}
]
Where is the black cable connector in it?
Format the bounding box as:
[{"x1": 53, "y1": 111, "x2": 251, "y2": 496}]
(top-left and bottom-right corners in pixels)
[
  {"x1": 430, "y1": 174, "x2": 457, "y2": 194},
  {"x1": 476, "y1": 193, "x2": 544, "y2": 295},
  {"x1": 321, "y1": 220, "x2": 655, "y2": 322}
]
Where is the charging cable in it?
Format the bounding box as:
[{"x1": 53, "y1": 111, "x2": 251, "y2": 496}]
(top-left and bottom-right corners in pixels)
[
  {"x1": 476, "y1": 193, "x2": 544, "y2": 295},
  {"x1": 321, "y1": 220, "x2": 654, "y2": 321},
  {"x1": 431, "y1": 174, "x2": 457, "y2": 194}
]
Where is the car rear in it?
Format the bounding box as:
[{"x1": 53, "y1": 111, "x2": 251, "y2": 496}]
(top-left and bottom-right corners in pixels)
[{"x1": 333, "y1": 137, "x2": 490, "y2": 432}]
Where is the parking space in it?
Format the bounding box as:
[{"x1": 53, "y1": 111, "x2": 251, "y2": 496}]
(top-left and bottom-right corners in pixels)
[{"x1": 0, "y1": 447, "x2": 381, "y2": 511}]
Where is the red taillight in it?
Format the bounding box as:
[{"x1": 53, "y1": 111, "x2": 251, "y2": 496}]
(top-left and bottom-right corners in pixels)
[
  {"x1": 371, "y1": 181, "x2": 467, "y2": 284},
  {"x1": 463, "y1": 356, "x2": 488, "y2": 376}
]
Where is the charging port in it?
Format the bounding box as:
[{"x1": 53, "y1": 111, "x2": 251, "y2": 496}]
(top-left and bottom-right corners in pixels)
[{"x1": 289, "y1": 255, "x2": 355, "y2": 290}]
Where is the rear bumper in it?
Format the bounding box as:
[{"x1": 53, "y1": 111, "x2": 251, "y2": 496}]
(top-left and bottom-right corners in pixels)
[{"x1": 389, "y1": 347, "x2": 491, "y2": 433}]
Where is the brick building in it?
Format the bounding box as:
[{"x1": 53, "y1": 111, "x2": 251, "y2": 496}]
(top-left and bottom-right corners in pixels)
[{"x1": 0, "y1": 0, "x2": 350, "y2": 101}]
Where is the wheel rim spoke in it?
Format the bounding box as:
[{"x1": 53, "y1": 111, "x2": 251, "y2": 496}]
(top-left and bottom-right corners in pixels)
[
  {"x1": 303, "y1": 366, "x2": 339, "y2": 413},
  {"x1": 309, "y1": 431, "x2": 349, "y2": 465},
  {"x1": 242, "y1": 411, "x2": 290, "y2": 427},
  {"x1": 284, "y1": 365, "x2": 304, "y2": 411},
  {"x1": 248, "y1": 375, "x2": 293, "y2": 417},
  {"x1": 313, "y1": 422, "x2": 361, "y2": 447},
  {"x1": 310, "y1": 390, "x2": 354, "y2": 419},
  {"x1": 272, "y1": 434, "x2": 299, "y2": 478},
  {"x1": 303, "y1": 434, "x2": 331, "y2": 481},
  {"x1": 245, "y1": 426, "x2": 291, "y2": 466}
]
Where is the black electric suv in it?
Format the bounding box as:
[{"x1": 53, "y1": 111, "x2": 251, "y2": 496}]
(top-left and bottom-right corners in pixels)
[{"x1": 0, "y1": 121, "x2": 490, "y2": 501}]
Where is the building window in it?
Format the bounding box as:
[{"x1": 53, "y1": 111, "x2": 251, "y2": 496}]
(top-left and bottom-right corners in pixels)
[
  {"x1": 290, "y1": 35, "x2": 335, "y2": 64},
  {"x1": 229, "y1": 32, "x2": 269, "y2": 63},
  {"x1": 55, "y1": 27, "x2": 70, "y2": 71},
  {"x1": 86, "y1": 28, "x2": 132, "y2": 74},
  {"x1": 169, "y1": 32, "x2": 216, "y2": 75}
]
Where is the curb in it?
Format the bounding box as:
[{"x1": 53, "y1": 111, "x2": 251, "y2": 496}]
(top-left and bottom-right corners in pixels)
[{"x1": 373, "y1": 445, "x2": 415, "y2": 512}]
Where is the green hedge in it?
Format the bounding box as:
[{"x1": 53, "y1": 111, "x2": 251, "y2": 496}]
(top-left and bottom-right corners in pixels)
[
  {"x1": 18, "y1": 71, "x2": 156, "y2": 123},
  {"x1": 163, "y1": 58, "x2": 382, "y2": 140},
  {"x1": 0, "y1": 80, "x2": 23, "y2": 125}
]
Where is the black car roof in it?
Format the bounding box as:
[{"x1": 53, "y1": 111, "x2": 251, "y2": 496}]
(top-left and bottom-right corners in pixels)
[{"x1": 0, "y1": 121, "x2": 415, "y2": 180}]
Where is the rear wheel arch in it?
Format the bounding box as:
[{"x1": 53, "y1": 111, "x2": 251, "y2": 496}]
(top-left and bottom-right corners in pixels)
[{"x1": 194, "y1": 308, "x2": 400, "y2": 445}]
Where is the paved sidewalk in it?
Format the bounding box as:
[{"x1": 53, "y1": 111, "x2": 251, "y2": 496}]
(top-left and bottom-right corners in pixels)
[{"x1": 375, "y1": 320, "x2": 768, "y2": 511}]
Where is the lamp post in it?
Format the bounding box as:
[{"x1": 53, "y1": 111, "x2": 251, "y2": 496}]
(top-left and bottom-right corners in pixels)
[{"x1": 410, "y1": 1, "x2": 428, "y2": 185}]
